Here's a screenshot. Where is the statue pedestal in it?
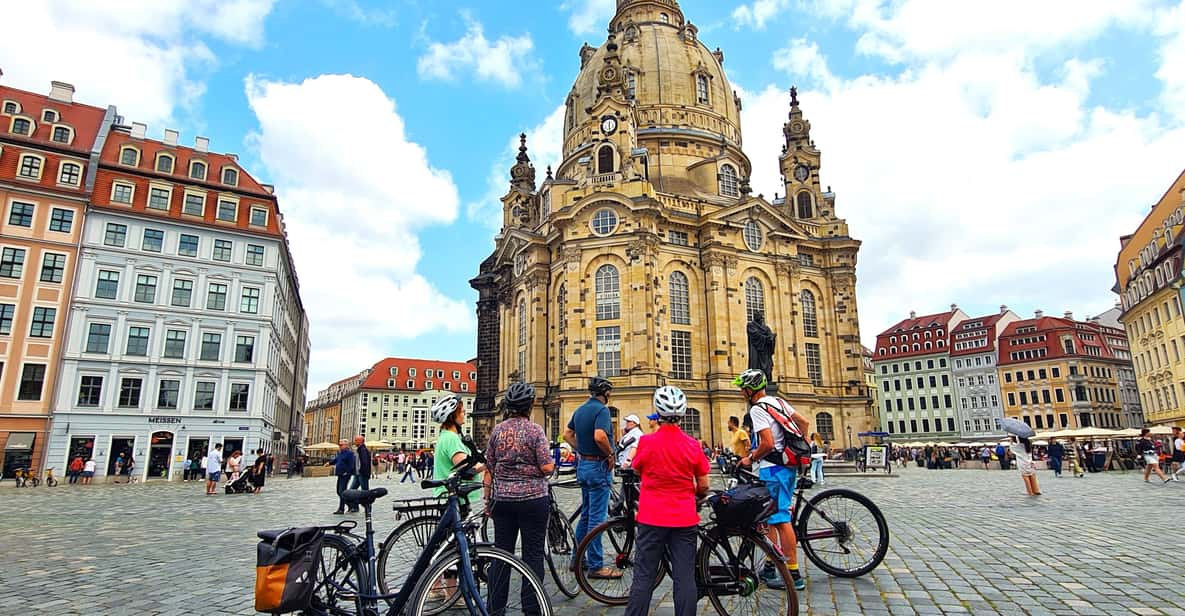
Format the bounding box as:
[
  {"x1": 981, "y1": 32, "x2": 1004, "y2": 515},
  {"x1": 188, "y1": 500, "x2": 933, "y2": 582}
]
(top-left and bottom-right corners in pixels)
[{"x1": 767, "y1": 381, "x2": 779, "y2": 395}]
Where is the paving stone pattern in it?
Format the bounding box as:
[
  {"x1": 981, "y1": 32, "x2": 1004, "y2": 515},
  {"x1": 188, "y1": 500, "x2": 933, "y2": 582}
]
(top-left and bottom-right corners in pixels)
[{"x1": 0, "y1": 465, "x2": 1181, "y2": 615}]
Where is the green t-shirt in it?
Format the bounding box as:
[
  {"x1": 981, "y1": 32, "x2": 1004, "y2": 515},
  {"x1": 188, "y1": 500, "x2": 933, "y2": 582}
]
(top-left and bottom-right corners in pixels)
[{"x1": 433, "y1": 430, "x2": 476, "y2": 502}]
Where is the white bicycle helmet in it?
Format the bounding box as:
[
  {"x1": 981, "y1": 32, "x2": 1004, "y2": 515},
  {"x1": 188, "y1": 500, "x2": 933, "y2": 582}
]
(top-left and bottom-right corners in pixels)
[
  {"x1": 653, "y1": 385, "x2": 687, "y2": 418},
  {"x1": 431, "y1": 395, "x2": 462, "y2": 424}
]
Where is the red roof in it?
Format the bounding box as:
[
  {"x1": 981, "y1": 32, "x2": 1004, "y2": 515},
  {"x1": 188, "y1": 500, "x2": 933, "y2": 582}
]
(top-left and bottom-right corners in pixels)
[
  {"x1": 0, "y1": 84, "x2": 107, "y2": 153},
  {"x1": 997, "y1": 317, "x2": 1128, "y2": 366},
  {"x1": 873, "y1": 311, "x2": 957, "y2": 360},
  {"x1": 949, "y1": 313, "x2": 1005, "y2": 357},
  {"x1": 92, "y1": 127, "x2": 282, "y2": 238},
  {"x1": 361, "y1": 357, "x2": 477, "y2": 393}
]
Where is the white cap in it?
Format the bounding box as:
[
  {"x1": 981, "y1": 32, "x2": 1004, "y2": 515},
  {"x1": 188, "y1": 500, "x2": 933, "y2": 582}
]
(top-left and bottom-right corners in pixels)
[{"x1": 624, "y1": 414, "x2": 641, "y2": 425}]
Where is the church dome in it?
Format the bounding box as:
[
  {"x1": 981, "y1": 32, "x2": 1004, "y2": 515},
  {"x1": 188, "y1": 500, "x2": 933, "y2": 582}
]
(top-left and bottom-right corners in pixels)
[{"x1": 562, "y1": 0, "x2": 744, "y2": 165}]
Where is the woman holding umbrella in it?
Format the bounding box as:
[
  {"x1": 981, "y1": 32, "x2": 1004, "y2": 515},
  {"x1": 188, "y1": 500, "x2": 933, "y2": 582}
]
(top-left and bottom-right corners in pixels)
[{"x1": 1001, "y1": 418, "x2": 1040, "y2": 496}]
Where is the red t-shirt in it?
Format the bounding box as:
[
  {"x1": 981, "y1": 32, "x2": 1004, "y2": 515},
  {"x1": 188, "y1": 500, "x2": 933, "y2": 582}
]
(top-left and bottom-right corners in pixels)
[{"x1": 633, "y1": 424, "x2": 710, "y2": 528}]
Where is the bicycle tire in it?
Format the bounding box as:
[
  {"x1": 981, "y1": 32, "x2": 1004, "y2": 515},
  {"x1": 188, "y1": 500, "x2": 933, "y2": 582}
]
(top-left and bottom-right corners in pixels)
[
  {"x1": 573, "y1": 517, "x2": 666, "y2": 606},
  {"x1": 376, "y1": 515, "x2": 442, "y2": 596},
  {"x1": 698, "y1": 527, "x2": 798, "y2": 616},
  {"x1": 302, "y1": 532, "x2": 364, "y2": 616},
  {"x1": 47, "y1": 478, "x2": 58, "y2": 487},
  {"x1": 545, "y1": 506, "x2": 579, "y2": 598},
  {"x1": 410, "y1": 544, "x2": 553, "y2": 616},
  {"x1": 29, "y1": 477, "x2": 40, "y2": 487},
  {"x1": 797, "y1": 488, "x2": 889, "y2": 578}
]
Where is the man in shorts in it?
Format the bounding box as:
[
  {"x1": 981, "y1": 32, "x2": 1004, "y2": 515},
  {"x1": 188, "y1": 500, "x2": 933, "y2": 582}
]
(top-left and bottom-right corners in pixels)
[
  {"x1": 1169, "y1": 426, "x2": 1184, "y2": 481},
  {"x1": 735, "y1": 369, "x2": 810, "y2": 591},
  {"x1": 205, "y1": 443, "x2": 223, "y2": 495}
]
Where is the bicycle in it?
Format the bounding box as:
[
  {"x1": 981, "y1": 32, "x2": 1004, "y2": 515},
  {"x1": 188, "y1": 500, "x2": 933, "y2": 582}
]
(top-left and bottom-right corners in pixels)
[
  {"x1": 276, "y1": 457, "x2": 552, "y2": 616},
  {"x1": 573, "y1": 466, "x2": 798, "y2": 615},
  {"x1": 478, "y1": 477, "x2": 580, "y2": 598},
  {"x1": 14, "y1": 468, "x2": 40, "y2": 487},
  {"x1": 44, "y1": 468, "x2": 58, "y2": 487}
]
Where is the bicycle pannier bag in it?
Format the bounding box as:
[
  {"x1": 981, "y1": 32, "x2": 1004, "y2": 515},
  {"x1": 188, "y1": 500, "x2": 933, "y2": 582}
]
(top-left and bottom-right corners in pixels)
[
  {"x1": 710, "y1": 483, "x2": 775, "y2": 529},
  {"x1": 255, "y1": 527, "x2": 324, "y2": 613}
]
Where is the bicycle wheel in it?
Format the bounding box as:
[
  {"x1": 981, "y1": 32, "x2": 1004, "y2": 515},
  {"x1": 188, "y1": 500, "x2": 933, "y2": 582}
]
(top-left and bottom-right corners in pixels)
[
  {"x1": 29, "y1": 477, "x2": 40, "y2": 487},
  {"x1": 797, "y1": 488, "x2": 889, "y2": 578},
  {"x1": 377, "y1": 516, "x2": 442, "y2": 596},
  {"x1": 573, "y1": 518, "x2": 666, "y2": 606},
  {"x1": 303, "y1": 533, "x2": 364, "y2": 616},
  {"x1": 698, "y1": 527, "x2": 797, "y2": 616},
  {"x1": 411, "y1": 544, "x2": 553, "y2": 616},
  {"x1": 545, "y1": 506, "x2": 579, "y2": 598}
]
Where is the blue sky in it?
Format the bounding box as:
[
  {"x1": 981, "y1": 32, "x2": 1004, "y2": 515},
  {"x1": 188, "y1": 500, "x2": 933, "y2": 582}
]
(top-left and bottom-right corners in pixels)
[{"x1": 3, "y1": 0, "x2": 1184, "y2": 392}]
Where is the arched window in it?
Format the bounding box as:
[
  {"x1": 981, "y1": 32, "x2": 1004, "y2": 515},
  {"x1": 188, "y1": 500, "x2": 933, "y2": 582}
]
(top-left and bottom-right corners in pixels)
[
  {"x1": 597, "y1": 145, "x2": 614, "y2": 174},
  {"x1": 912, "y1": 343, "x2": 920, "y2": 351},
  {"x1": 626, "y1": 71, "x2": 637, "y2": 99},
  {"x1": 222, "y1": 167, "x2": 238, "y2": 185},
  {"x1": 557, "y1": 283, "x2": 568, "y2": 367},
  {"x1": 719, "y1": 164, "x2": 738, "y2": 197},
  {"x1": 801, "y1": 290, "x2": 817, "y2": 337},
  {"x1": 743, "y1": 221, "x2": 763, "y2": 251},
  {"x1": 745, "y1": 277, "x2": 764, "y2": 323},
  {"x1": 669, "y1": 271, "x2": 690, "y2": 325},
  {"x1": 816, "y1": 412, "x2": 834, "y2": 441},
  {"x1": 156, "y1": 154, "x2": 174, "y2": 174},
  {"x1": 190, "y1": 161, "x2": 207, "y2": 180},
  {"x1": 696, "y1": 74, "x2": 709, "y2": 104},
  {"x1": 595, "y1": 265, "x2": 620, "y2": 320},
  {"x1": 567, "y1": 98, "x2": 575, "y2": 130},
  {"x1": 924, "y1": 341, "x2": 932, "y2": 350},
  {"x1": 518, "y1": 299, "x2": 527, "y2": 346},
  {"x1": 796, "y1": 192, "x2": 813, "y2": 218},
  {"x1": 659, "y1": 12, "x2": 669, "y2": 23}
]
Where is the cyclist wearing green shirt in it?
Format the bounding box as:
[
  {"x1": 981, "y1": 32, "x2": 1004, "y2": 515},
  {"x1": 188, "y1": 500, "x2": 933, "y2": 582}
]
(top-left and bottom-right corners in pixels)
[{"x1": 431, "y1": 394, "x2": 484, "y2": 502}]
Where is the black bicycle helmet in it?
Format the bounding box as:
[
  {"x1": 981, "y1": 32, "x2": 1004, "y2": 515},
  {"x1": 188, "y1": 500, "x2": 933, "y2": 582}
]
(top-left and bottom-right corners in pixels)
[
  {"x1": 588, "y1": 376, "x2": 614, "y2": 396},
  {"x1": 504, "y1": 381, "x2": 536, "y2": 411}
]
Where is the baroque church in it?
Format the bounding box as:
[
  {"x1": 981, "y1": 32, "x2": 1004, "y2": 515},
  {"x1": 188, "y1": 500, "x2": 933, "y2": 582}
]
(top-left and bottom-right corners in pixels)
[{"x1": 470, "y1": 0, "x2": 870, "y2": 447}]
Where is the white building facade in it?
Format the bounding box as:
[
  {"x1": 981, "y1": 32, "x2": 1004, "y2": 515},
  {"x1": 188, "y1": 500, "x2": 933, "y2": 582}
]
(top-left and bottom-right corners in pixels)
[{"x1": 950, "y1": 308, "x2": 1019, "y2": 438}]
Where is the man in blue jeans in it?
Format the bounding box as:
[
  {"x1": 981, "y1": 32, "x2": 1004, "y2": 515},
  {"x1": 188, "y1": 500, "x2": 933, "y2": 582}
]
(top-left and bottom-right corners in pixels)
[
  {"x1": 563, "y1": 376, "x2": 622, "y2": 580},
  {"x1": 330, "y1": 439, "x2": 357, "y2": 514}
]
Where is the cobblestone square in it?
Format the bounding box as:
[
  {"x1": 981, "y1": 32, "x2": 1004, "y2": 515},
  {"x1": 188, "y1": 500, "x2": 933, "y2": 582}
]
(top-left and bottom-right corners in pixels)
[{"x1": 0, "y1": 465, "x2": 1180, "y2": 615}]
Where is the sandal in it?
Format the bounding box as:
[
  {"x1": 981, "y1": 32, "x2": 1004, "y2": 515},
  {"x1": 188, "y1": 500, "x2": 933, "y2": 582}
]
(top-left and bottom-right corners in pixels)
[{"x1": 588, "y1": 567, "x2": 623, "y2": 580}]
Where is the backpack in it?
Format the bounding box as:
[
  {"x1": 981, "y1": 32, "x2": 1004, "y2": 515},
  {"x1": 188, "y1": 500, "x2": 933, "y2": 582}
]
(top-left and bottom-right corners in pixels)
[{"x1": 754, "y1": 398, "x2": 813, "y2": 467}]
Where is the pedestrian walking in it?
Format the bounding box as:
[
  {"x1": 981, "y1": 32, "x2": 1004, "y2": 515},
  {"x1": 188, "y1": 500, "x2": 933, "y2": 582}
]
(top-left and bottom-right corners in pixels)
[
  {"x1": 250, "y1": 453, "x2": 267, "y2": 494},
  {"x1": 114, "y1": 453, "x2": 126, "y2": 483},
  {"x1": 400, "y1": 454, "x2": 417, "y2": 483},
  {"x1": 68, "y1": 456, "x2": 84, "y2": 484},
  {"x1": 1011, "y1": 436, "x2": 1040, "y2": 495},
  {"x1": 205, "y1": 444, "x2": 223, "y2": 495},
  {"x1": 562, "y1": 376, "x2": 621, "y2": 581},
  {"x1": 995, "y1": 443, "x2": 1009, "y2": 471},
  {"x1": 809, "y1": 433, "x2": 826, "y2": 485},
  {"x1": 330, "y1": 439, "x2": 357, "y2": 514},
  {"x1": 483, "y1": 382, "x2": 554, "y2": 615},
  {"x1": 1136, "y1": 428, "x2": 1169, "y2": 483},
  {"x1": 266, "y1": 453, "x2": 275, "y2": 478},
  {"x1": 351, "y1": 436, "x2": 371, "y2": 491},
  {"x1": 623, "y1": 386, "x2": 710, "y2": 616},
  {"x1": 1047, "y1": 439, "x2": 1065, "y2": 477},
  {"x1": 81, "y1": 458, "x2": 95, "y2": 485},
  {"x1": 1170, "y1": 426, "x2": 1184, "y2": 481}
]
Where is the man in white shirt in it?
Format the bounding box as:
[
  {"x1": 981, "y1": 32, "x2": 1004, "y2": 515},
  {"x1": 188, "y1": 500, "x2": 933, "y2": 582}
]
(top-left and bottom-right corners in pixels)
[
  {"x1": 205, "y1": 444, "x2": 224, "y2": 496},
  {"x1": 735, "y1": 369, "x2": 810, "y2": 591},
  {"x1": 617, "y1": 414, "x2": 645, "y2": 468},
  {"x1": 1171, "y1": 426, "x2": 1184, "y2": 481}
]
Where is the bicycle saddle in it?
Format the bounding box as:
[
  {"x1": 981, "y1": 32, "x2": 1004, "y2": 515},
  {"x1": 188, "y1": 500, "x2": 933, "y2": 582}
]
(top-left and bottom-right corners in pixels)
[{"x1": 341, "y1": 487, "x2": 389, "y2": 507}]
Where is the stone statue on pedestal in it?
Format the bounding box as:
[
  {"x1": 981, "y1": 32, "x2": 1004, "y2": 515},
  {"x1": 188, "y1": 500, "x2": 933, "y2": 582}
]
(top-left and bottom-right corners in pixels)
[{"x1": 747, "y1": 311, "x2": 777, "y2": 393}]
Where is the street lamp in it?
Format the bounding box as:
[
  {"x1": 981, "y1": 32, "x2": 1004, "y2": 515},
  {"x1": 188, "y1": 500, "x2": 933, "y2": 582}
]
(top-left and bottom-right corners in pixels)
[{"x1": 847, "y1": 425, "x2": 853, "y2": 450}]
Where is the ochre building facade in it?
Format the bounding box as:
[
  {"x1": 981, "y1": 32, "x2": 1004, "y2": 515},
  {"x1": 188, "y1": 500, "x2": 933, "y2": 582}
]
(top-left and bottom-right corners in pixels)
[{"x1": 471, "y1": 0, "x2": 867, "y2": 447}]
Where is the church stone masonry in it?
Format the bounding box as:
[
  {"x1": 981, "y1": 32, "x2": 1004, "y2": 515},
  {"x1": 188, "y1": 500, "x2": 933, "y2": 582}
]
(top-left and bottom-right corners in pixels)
[{"x1": 470, "y1": 0, "x2": 867, "y2": 447}]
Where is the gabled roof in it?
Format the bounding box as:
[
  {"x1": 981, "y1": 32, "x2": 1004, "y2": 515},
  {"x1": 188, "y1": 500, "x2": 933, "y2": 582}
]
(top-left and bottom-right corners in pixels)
[
  {"x1": 949, "y1": 313, "x2": 1005, "y2": 357},
  {"x1": 997, "y1": 316, "x2": 1127, "y2": 366},
  {"x1": 873, "y1": 310, "x2": 960, "y2": 361},
  {"x1": 0, "y1": 84, "x2": 108, "y2": 153},
  {"x1": 361, "y1": 357, "x2": 477, "y2": 393}
]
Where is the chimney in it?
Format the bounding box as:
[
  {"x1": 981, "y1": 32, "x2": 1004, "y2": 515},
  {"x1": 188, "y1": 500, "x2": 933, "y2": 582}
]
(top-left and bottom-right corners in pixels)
[
  {"x1": 1000, "y1": 305, "x2": 1008, "y2": 314},
  {"x1": 163, "y1": 129, "x2": 179, "y2": 146},
  {"x1": 1035, "y1": 310, "x2": 1044, "y2": 318},
  {"x1": 130, "y1": 122, "x2": 147, "y2": 139},
  {"x1": 950, "y1": 303, "x2": 958, "y2": 312},
  {"x1": 909, "y1": 310, "x2": 917, "y2": 319},
  {"x1": 261, "y1": 184, "x2": 275, "y2": 194},
  {"x1": 227, "y1": 153, "x2": 238, "y2": 161},
  {"x1": 195, "y1": 136, "x2": 209, "y2": 153},
  {"x1": 1064, "y1": 311, "x2": 1074, "y2": 320},
  {"x1": 48, "y1": 81, "x2": 75, "y2": 103}
]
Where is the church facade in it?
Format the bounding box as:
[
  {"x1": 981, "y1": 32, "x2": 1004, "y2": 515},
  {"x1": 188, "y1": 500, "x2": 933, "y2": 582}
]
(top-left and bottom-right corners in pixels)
[{"x1": 470, "y1": 0, "x2": 869, "y2": 448}]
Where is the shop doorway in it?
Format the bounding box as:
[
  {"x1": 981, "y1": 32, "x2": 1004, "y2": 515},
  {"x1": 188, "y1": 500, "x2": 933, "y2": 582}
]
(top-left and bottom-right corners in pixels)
[
  {"x1": 67, "y1": 436, "x2": 96, "y2": 466},
  {"x1": 187, "y1": 437, "x2": 210, "y2": 479},
  {"x1": 222, "y1": 438, "x2": 244, "y2": 470},
  {"x1": 107, "y1": 437, "x2": 135, "y2": 476},
  {"x1": 2, "y1": 432, "x2": 36, "y2": 479},
  {"x1": 147, "y1": 431, "x2": 174, "y2": 480}
]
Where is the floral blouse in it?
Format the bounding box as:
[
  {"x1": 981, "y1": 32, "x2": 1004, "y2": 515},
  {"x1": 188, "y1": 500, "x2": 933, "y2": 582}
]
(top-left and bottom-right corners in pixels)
[{"x1": 486, "y1": 417, "x2": 551, "y2": 501}]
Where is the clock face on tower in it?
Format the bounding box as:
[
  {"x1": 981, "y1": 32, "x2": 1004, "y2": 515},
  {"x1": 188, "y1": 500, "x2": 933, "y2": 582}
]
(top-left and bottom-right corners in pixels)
[
  {"x1": 793, "y1": 164, "x2": 810, "y2": 182},
  {"x1": 601, "y1": 115, "x2": 618, "y2": 135}
]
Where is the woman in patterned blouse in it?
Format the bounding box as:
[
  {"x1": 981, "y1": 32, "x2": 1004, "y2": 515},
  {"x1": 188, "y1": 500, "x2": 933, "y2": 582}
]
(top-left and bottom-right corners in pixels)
[{"x1": 484, "y1": 381, "x2": 555, "y2": 614}]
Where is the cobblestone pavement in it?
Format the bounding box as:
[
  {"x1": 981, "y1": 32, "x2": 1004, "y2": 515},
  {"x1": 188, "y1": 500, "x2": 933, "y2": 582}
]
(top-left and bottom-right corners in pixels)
[{"x1": 0, "y1": 465, "x2": 1182, "y2": 615}]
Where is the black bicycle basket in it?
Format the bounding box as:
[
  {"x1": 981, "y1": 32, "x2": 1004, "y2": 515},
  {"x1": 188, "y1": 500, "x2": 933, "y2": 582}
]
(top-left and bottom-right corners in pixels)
[{"x1": 709, "y1": 483, "x2": 775, "y2": 529}]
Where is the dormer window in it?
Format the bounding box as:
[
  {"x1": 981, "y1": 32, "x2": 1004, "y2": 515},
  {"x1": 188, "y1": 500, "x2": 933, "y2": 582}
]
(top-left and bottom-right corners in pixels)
[
  {"x1": 696, "y1": 74, "x2": 709, "y2": 104},
  {"x1": 119, "y1": 147, "x2": 139, "y2": 166},
  {"x1": 719, "y1": 163, "x2": 738, "y2": 197},
  {"x1": 222, "y1": 167, "x2": 238, "y2": 186},
  {"x1": 2, "y1": 101, "x2": 18, "y2": 114},
  {"x1": 156, "y1": 154, "x2": 174, "y2": 174},
  {"x1": 51, "y1": 126, "x2": 72, "y2": 144},
  {"x1": 660, "y1": 13, "x2": 669, "y2": 23},
  {"x1": 42, "y1": 110, "x2": 58, "y2": 122},
  {"x1": 190, "y1": 161, "x2": 207, "y2": 180},
  {"x1": 11, "y1": 118, "x2": 31, "y2": 135}
]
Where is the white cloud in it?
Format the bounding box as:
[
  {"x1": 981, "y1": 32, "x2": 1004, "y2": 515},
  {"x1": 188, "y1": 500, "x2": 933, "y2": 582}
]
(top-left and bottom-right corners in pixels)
[
  {"x1": 1155, "y1": 1, "x2": 1185, "y2": 122},
  {"x1": 561, "y1": 0, "x2": 615, "y2": 36},
  {"x1": 732, "y1": 0, "x2": 792, "y2": 29},
  {"x1": 0, "y1": 0, "x2": 273, "y2": 127},
  {"x1": 245, "y1": 74, "x2": 472, "y2": 391},
  {"x1": 738, "y1": 6, "x2": 1185, "y2": 347},
  {"x1": 417, "y1": 18, "x2": 537, "y2": 88},
  {"x1": 468, "y1": 105, "x2": 566, "y2": 230},
  {"x1": 319, "y1": 0, "x2": 398, "y2": 27}
]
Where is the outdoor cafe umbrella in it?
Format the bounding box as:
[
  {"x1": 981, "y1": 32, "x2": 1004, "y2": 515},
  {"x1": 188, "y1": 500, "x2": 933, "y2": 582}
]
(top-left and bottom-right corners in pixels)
[
  {"x1": 305, "y1": 441, "x2": 339, "y2": 450},
  {"x1": 1000, "y1": 417, "x2": 1036, "y2": 439},
  {"x1": 1147, "y1": 425, "x2": 1174, "y2": 435},
  {"x1": 1065, "y1": 426, "x2": 1121, "y2": 439},
  {"x1": 365, "y1": 440, "x2": 394, "y2": 449}
]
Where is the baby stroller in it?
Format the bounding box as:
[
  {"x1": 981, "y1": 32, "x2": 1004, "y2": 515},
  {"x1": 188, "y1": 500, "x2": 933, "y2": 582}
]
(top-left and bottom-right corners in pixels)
[{"x1": 225, "y1": 468, "x2": 256, "y2": 494}]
